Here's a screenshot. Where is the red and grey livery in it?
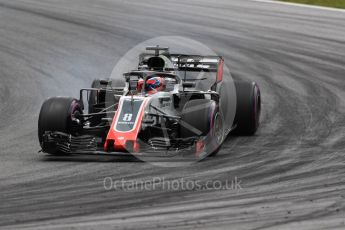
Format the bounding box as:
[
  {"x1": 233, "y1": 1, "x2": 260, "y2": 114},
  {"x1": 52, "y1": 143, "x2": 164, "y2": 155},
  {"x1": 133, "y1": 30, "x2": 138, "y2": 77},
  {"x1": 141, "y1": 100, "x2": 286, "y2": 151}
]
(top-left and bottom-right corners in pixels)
[
  {"x1": 38, "y1": 46, "x2": 261, "y2": 158},
  {"x1": 105, "y1": 96, "x2": 150, "y2": 153}
]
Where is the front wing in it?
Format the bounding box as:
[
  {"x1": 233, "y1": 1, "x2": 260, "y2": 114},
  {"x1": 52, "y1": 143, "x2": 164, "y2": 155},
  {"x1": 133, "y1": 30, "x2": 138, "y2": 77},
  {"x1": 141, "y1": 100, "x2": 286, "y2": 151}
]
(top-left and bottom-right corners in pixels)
[{"x1": 41, "y1": 131, "x2": 200, "y2": 157}]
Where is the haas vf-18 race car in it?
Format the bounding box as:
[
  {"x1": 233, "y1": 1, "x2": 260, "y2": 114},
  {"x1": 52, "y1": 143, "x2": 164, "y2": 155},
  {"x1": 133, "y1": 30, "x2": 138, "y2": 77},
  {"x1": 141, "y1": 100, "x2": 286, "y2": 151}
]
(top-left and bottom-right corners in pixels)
[{"x1": 38, "y1": 46, "x2": 261, "y2": 158}]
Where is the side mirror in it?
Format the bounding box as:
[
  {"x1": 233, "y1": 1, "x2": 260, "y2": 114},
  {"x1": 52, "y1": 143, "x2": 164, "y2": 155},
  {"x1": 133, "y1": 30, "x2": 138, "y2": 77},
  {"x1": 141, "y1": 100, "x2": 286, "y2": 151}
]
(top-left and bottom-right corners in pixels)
[
  {"x1": 129, "y1": 80, "x2": 138, "y2": 91},
  {"x1": 100, "y1": 79, "x2": 111, "y2": 85}
]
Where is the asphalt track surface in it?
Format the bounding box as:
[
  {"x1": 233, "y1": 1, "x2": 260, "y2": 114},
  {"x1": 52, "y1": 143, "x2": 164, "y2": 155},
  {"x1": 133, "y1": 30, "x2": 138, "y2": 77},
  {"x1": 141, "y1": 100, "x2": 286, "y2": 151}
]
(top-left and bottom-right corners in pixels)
[{"x1": 0, "y1": 0, "x2": 345, "y2": 229}]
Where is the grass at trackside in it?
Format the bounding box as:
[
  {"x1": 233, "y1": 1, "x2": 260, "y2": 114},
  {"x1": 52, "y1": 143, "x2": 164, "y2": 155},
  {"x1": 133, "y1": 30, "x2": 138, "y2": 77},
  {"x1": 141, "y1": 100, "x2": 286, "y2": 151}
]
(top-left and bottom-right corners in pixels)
[{"x1": 280, "y1": 0, "x2": 345, "y2": 9}]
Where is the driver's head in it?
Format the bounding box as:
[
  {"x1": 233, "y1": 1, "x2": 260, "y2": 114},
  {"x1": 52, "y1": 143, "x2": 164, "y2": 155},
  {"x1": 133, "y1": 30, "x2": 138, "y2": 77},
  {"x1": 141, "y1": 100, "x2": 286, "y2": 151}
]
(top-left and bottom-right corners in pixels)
[{"x1": 145, "y1": 76, "x2": 165, "y2": 94}]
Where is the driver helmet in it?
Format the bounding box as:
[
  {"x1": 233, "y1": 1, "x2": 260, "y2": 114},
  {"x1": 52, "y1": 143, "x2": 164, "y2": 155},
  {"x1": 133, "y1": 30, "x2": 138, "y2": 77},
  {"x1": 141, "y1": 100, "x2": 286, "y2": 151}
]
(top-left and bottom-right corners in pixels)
[{"x1": 145, "y1": 76, "x2": 165, "y2": 94}]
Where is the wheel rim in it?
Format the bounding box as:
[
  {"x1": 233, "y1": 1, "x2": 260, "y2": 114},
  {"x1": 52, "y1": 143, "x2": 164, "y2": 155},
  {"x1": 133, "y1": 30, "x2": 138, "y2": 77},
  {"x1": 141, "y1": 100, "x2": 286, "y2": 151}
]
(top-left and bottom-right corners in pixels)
[
  {"x1": 69, "y1": 101, "x2": 83, "y2": 134},
  {"x1": 213, "y1": 112, "x2": 224, "y2": 144},
  {"x1": 254, "y1": 86, "x2": 261, "y2": 129}
]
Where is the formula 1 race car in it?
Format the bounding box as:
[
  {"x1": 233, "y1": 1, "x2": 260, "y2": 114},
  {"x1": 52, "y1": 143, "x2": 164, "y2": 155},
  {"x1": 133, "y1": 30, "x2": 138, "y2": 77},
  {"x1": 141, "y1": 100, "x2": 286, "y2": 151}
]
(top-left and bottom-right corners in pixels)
[{"x1": 38, "y1": 46, "x2": 261, "y2": 158}]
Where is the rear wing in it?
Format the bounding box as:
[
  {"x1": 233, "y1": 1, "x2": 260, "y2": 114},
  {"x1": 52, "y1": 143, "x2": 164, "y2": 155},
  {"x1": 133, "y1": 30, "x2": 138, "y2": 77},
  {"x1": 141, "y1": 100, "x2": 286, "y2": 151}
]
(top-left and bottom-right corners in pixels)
[
  {"x1": 138, "y1": 46, "x2": 224, "y2": 84},
  {"x1": 169, "y1": 55, "x2": 224, "y2": 87},
  {"x1": 170, "y1": 54, "x2": 223, "y2": 73}
]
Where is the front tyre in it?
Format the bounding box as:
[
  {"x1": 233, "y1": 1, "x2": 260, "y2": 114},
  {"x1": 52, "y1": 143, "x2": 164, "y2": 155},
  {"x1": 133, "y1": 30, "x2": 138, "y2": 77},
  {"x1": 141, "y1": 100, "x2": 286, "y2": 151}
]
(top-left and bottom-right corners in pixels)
[
  {"x1": 38, "y1": 97, "x2": 83, "y2": 155},
  {"x1": 181, "y1": 99, "x2": 224, "y2": 157}
]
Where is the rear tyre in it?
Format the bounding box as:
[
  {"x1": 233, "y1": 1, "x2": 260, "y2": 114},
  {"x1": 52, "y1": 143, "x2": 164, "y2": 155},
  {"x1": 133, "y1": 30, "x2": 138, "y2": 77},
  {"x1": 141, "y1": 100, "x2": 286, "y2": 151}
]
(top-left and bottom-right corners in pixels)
[
  {"x1": 181, "y1": 99, "x2": 224, "y2": 157},
  {"x1": 88, "y1": 79, "x2": 107, "y2": 126},
  {"x1": 234, "y1": 81, "x2": 261, "y2": 135},
  {"x1": 88, "y1": 79, "x2": 103, "y2": 114},
  {"x1": 88, "y1": 79, "x2": 118, "y2": 126},
  {"x1": 38, "y1": 97, "x2": 83, "y2": 155}
]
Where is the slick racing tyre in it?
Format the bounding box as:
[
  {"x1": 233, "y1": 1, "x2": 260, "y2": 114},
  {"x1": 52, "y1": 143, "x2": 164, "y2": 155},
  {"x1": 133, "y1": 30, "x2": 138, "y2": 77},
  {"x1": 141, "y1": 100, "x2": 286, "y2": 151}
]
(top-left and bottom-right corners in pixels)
[
  {"x1": 88, "y1": 79, "x2": 103, "y2": 114},
  {"x1": 234, "y1": 81, "x2": 261, "y2": 135},
  {"x1": 88, "y1": 79, "x2": 117, "y2": 126},
  {"x1": 181, "y1": 99, "x2": 224, "y2": 157},
  {"x1": 38, "y1": 97, "x2": 83, "y2": 155}
]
